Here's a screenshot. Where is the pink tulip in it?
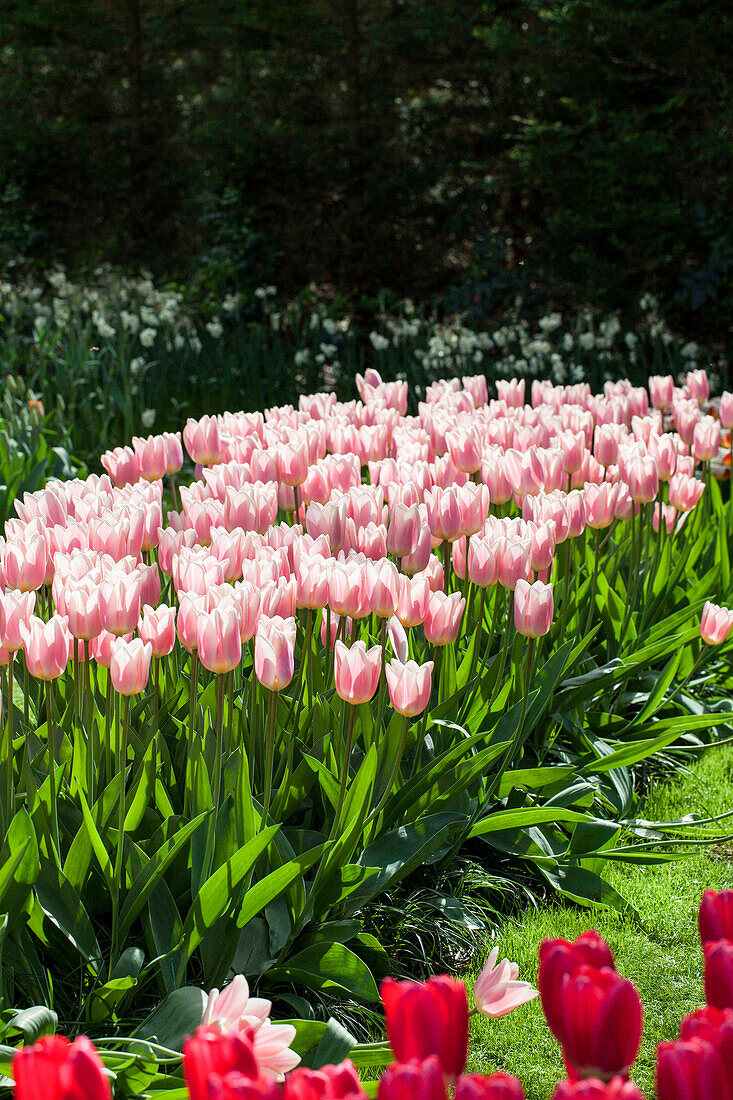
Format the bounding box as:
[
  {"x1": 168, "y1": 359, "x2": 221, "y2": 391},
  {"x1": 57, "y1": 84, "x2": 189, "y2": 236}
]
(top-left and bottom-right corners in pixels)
[
  {"x1": 584, "y1": 483, "x2": 617, "y2": 530},
  {"x1": 177, "y1": 592, "x2": 207, "y2": 653},
  {"x1": 496, "y1": 378, "x2": 525, "y2": 407},
  {"x1": 385, "y1": 658, "x2": 433, "y2": 717},
  {"x1": 0, "y1": 591, "x2": 36, "y2": 652},
  {"x1": 296, "y1": 557, "x2": 330, "y2": 610},
  {"x1": 594, "y1": 425, "x2": 621, "y2": 468},
  {"x1": 647, "y1": 434, "x2": 677, "y2": 481},
  {"x1": 529, "y1": 522, "x2": 556, "y2": 574},
  {"x1": 686, "y1": 368, "x2": 709, "y2": 404},
  {"x1": 514, "y1": 579, "x2": 553, "y2": 637},
  {"x1": 627, "y1": 456, "x2": 659, "y2": 504},
  {"x1": 91, "y1": 629, "x2": 132, "y2": 667},
  {"x1": 387, "y1": 616, "x2": 409, "y2": 663},
  {"x1": 158, "y1": 528, "x2": 197, "y2": 576},
  {"x1": 482, "y1": 455, "x2": 513, "y2": 505},
  {"x1": 648, "y1": 375, "x2": 674, "y2": 410},
  {"x1": 138, "y1": 562, "x2": 161, "y2": 609},
  {"x1": 447, "y1": 428, "x2": 482, "y2": 475},
  {"x1": 473, "y1": 946, "x2": 539, "y2": 1018},
  {"x1": 163, "y1": 431, "x2": 184, "y2": 474},
  {"x1": 197, "y1": 605, "x2": 242, "y2": 674},
  {"x1": 452, "y1": 536, "x2": 467, "y2": 581},
  {"x1": 65, "y1": 584, "x2": 103, "y2": 640},
  {"x1": 422, "y1": 554, "x2": 445, "y2": 593},
  {"x1": 652, "y1": 503, "x2": 677, "y2": 536},
  {"x1": 99, "y1": 573, "x2": 143, "y2": 636},
  {"x1": 463, "y1": 374, "x2": 488, "y2": 407},
  {"x1": 139, "y1": 604, "x2": 176, "y2": 658},
  {"x1": 396, "y1": 574, "x2": 430, "y2": 629},
  {"x1": 183, "y1": 415, "x2": 221, "y2": 465},
  {"x1": 132, "y1": 435, "x2": 168, "y2": 482},
  {"x1": 358, "y1": 522, "x2": 389, "y2": 561},
  {"x1": 110, "y1": 637, "x2": 152, "y2": 694},
  {"x1": 424, "y1": 591, "x2": 465, "y2": 645},
  {"x1": 231, "y1": 582, "x2": 261, "y2": 642},
  {"x1": 693, "y1": 417, "x2": 721, "y2": 463},
  {"x1": 498, "y1": 539, "x2": 533, "y2": 591},
  {"x1": 387, "y1": 503, "x2": 421, "y2": 558},
  {"x1": 700, "y1": 602, "x2": 733, "y2": 646},
  {"x1": 20, "y1": 615, "x2": 69, "y2": 680},
  {"x1": 101, "y1": 445, "x2": 139, "y2": 487},
  {"x1": 668, "y1": 473, "x2": 705, "y2": 512},
  {"x1": 334, "y1": 640, "x2": 382, "y2": 705},
  {"x1": 674, "y1": 400, "x2": 700, "y2": 447},
  {"x1": 254, "y1": 615, "x2": 296, "y2": 691},
  {"x1": 3, "y1": 534, "x2": 48, "y2": 592},
  {"x1": 425, "y1": 487, "x2": 463, "y2": 543},
  {"x1": 468, "y1": 536, "x2": 501, "y2": 588},
  {"x1": 401, "y1": 521, "x2": 432, "y2": 575},
  {"x1": 720, "y1": 393, "x2": 733, "y2": 430}
]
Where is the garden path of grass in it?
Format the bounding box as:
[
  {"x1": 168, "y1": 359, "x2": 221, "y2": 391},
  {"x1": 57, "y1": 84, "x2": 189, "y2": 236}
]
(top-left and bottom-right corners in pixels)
[{"x1": 467, "y1": 746, "x2": 733, "y2": 1097}]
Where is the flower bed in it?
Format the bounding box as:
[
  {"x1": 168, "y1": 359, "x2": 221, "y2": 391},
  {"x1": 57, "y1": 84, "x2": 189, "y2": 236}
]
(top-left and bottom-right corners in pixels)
[
  {"x1": 0, "y1": 365, "x2": 732, "y2": 1087},
  {"x1": 8, "y1": 890, "x2": 733, "y2": 1098}
]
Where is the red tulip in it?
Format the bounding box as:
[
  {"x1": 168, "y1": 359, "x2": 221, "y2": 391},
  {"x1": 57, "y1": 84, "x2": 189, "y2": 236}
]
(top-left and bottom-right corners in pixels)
[
  {"x1": 700, "y1": 891, "x2": 733, "y2": 946},
  {"x1": 381, "y1": 976, "x2": 468, "y2": 1078},
  {"x1": 551, "y1": 1079, "x2": 645, "y2": 1100},
  {"x1": 281, "y1": 1061, "x2": 365, "y2": 1100},
  {"x1": 183, "y1": 1025, "x2": 259, "y2": 1100},
  {"x1": 542, "y1": 965, "x2": 642, "y2": 1081},
  {"x1": 656, "y1": 1037, "x2": 731, "y2": 1100},
  {"x1": 378, "y1": 1057, "x2": 446, "y2": 1100},
  {"x1": 206, "y1": 1074, "x2": 281, "y2": 1100},
  {"x1": 538, "y1": 932, "x2": 616, "y2": 1035},
  {"x1": 704, "y1": 940, "x2": 733, "y2": 1010},
  {"x1": 680, "y1": 1006, "x2": 733, "y2": 1079},
  {"x1": 454, "y1": 1072, "x2": 525, "y2": 1100},
  {"x1": 12, "y1": 1034, "x2": 111, "y2": 1100}
]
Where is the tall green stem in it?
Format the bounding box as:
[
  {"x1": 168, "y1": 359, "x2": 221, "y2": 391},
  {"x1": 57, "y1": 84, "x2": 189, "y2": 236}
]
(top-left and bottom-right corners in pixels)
[
  {"x1": 111, "y1": 693, "x2": 130, "y2": 965},
  {"x1": 329, "y1": 703, "x2": 356, "y2": 839},
  {"x1": 46, "y1": 680, "x2": 61, "y2": 860},
  {"x1": 261, "y1": 689, "x2": 278, "y2": 826}
]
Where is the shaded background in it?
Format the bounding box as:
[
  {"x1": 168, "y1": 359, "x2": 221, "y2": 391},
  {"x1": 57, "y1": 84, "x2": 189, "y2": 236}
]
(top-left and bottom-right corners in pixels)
[{"x1": 2, "y1": 0, "x2": 731, "y2": 341}]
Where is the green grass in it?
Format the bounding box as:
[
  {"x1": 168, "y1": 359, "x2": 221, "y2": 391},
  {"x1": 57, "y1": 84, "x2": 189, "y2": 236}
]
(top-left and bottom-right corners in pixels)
[{"x1": 466, "y1": 747, "x2": 733, "y2": 1097}]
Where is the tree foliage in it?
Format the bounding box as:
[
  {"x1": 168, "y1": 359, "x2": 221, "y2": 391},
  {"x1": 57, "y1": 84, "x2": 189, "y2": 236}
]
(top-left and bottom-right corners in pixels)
[{"x1": 1, "y1": 0, "x2": 731, "y2": 332}]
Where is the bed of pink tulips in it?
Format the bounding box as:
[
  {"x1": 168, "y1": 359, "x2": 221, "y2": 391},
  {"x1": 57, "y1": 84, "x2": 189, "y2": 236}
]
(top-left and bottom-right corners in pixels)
[
  {"x1": 8, "y1": 888, "x2": 733, "y2": 1099},
  {"x1": 1, "y1": 364, "x2": 733, "y2": 1063}
]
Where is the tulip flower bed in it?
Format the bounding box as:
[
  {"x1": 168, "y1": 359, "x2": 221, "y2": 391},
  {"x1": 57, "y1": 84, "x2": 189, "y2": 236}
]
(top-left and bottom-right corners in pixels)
[
  {"x1": 8, "y1": 890, "x2": 733, "y2": 1100},
  {"x1": 1, "y1": 365, "x2": 733, "y2": 1088}
]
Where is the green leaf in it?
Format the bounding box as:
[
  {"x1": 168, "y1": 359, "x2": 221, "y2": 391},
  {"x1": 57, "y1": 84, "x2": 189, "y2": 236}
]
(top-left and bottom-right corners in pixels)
[
  {"x1": 34, "y1": 859, "x2": 102, "y2": 971},
  {"x1": 470, "y1": 807, "x2": 591, "y2": 838},
  {"x1": 268, "y1": 942, "x2": 380, "y2": 1002},
  {"x1": 307, "y1": 1017, "x2": 357, "y2": 1069},
  {"x1": 135, "y1": 987, "x2": 207, "y2": 1051},
  {"x1": 236, "y1": 844, "x2": 328, "y2": 930},
  {"x1": 179, "y1": 825, "x2": 279, "y2": 963},
  {"x1": 4, "y1": 1007, "x2": 57, "y2": 1044},
  {"x1": 119, "y1": 814, "x2": 206, "y2": 942},
  {"x1": 350, "y1": 812, "x2": 466, "y2": 909}
]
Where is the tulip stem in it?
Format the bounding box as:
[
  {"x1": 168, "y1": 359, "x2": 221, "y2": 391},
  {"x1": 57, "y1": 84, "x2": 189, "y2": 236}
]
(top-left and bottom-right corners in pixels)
[
  {"x1": 583, "y1": 529, "x2": 601, "y2": 636},
  {"x1": 185, "y1": 652, "x2": 200, "y2": 816},
  {"x1": 261, "y1": 689, "x2": 277, "y2": 826},
  {"x1": 489, "y1": 595, "x2": 514, "y2": 706},
  {"x1": 111, "y1": 693, "x2": 130, "y2": 966},
  {"x1": 330, "y1": 703, "x2": 356, "y2": 839},
  {"x1": 442, "y1": 540, "x2": 452, "y2": 593},
  {"x1": 46, "y1": 680, "x2": 61, "y2": 861},
  {"x1": 23, "y1": 657, "x2": 29, "y2": 731},
  {"x1": 3, "y1": 654, "x2": 14, "y2": 834},
  {"x1": 365, "y1": 714, "x2": 409, "y2": 829}
]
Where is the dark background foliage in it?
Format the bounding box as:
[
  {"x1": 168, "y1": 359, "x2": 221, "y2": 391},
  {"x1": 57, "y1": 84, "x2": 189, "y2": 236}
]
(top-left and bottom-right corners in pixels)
[{"x1": 2, "y1": 0, "x2": 731, "y2": 339}]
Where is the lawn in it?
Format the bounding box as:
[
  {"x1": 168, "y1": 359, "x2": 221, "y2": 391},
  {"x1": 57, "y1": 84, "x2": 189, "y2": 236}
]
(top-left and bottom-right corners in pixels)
[{"x1": 468, "y1": 745, "x2": 733, "y2": 1095}]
